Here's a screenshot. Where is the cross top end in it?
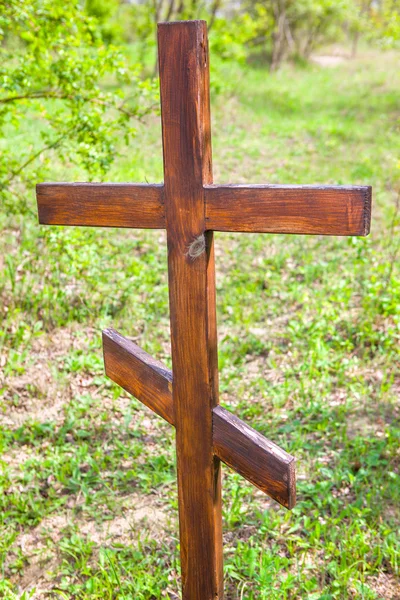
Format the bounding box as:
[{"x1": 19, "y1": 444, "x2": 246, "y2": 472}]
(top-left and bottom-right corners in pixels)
[{"x1": 36, "y1": 19, "x2": 371, "y2": 600}]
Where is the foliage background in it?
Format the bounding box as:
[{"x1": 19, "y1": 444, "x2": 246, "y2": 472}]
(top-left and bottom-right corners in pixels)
[{"x1": 0, "y1": 0, "x2": 399, "y2": 598}]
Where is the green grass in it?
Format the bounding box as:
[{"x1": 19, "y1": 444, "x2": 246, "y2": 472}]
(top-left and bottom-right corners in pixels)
[{"x1": 1, "y1": 48, "x2": 400, "y2": 599}]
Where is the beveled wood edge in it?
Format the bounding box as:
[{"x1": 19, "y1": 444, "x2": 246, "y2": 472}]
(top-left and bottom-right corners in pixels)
[
  {"x1": 205, "y1": 183, "x2": 371, "y2": 191},
  {"x1": 102, "y1": 327, "x2": 296, "y2": 509}
]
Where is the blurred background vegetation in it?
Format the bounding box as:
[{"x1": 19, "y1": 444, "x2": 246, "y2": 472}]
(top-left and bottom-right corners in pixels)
[
  {"x1": 0, "y1": 1, "x2": 399, "y2": 598},
  {"x1": 1, "y1": 0, "x2": 399, "y2": 207}
]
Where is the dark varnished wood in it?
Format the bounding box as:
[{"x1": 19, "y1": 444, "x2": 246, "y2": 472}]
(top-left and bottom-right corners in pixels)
[
  {"x1": 37, "y1": 183, "x2": 165, "y2": 229},
  {"x1": 159, "y1": 20, "x2": 223, "y2": 599},
  {"x1": 213, "y1": 406, "x2": 296, "y2": 509},
  {"x1": 102, "y1": 328, "x2": 173, "y2": 425},
  {"x1": 205, "y1": 184, "x2": 372, "y2": 236},
  {"x1": 37, "y1": 181, "x2": 372, "y2": 236},
  {"x1": 36, "y1": 18, "x2": 374, "y2": 599},
  {"x1": 102, "y1": 328, "x2": 295, "y2": 508}
]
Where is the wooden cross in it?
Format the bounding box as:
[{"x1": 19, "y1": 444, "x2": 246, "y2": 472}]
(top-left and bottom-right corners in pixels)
[{"x1": 37, "y1": 20, "x2": 372, "y2": 599}]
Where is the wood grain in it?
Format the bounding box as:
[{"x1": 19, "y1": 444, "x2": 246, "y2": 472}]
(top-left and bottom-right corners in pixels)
[
  {"x1": 102, "y1": 328, "x2": 296, "y2": 508},
  {"x1": 205, "y1": 184, "x2": 372, "y2": 236},
  {"x1": 37, "y1": 183, "x2": 165, "y2": 229},
  {"x1": 36, "y1": 18, "x2": 373, "y2": 598},
  {"x1": 158, "y1": 20, "x2": 223, "y2": 599},
  {"x1": 213, "y1": 406, "x2": 296, "y2": 509},
  {"x1": 102, "y1": 328, "x2": 173, "y2": 425}
]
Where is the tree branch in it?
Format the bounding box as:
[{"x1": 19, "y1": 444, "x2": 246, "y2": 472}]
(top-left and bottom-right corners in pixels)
[
  {"x1": 5, "y1": 126, "x2": 76, "y2": 185},
  {"x1": 0, "y1": 91, "x2": 156, "y2": 123}
]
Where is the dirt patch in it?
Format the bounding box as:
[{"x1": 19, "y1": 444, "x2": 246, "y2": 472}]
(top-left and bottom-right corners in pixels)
[
  {"x1": 0, "y1": 362, "x2": 67, "y2": 429},
  {"x1": 347, "y1": 414, "x2": 385, "y2": 439},
  {"x1": 1, "y1": 446, "x2": 37, "y2": 468},
  {"x1": 0, "y1": 326, "x2": 102, "y2": 429},
  {"x1": 10, "y1": 492, "x2": 172, "y2": 597},
  {"x1": 311, "y1": 55, "x2": 347, "y2": 67},
  {"x1": 244, "y1": 353, "x2": 285, "y2": 384},
  {"x1": 346, "y1": 402, "x2": 398, "y2": 440},
  {"x1": 79, "y1": 493, "x2": 170, "y2": 545},
  {"x1": 366, "y1": 572, "x2": 400, "y2": 599}
]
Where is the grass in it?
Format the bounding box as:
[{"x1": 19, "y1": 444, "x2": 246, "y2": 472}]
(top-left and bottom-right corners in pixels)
[{"x1": 1, "y1": 47, "x2": 400, "y2": 599}]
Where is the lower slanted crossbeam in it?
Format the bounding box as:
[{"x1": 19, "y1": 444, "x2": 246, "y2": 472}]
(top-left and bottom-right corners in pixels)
[{"x1": 103, "y1": 328, "x2": 296, "y2": 509}]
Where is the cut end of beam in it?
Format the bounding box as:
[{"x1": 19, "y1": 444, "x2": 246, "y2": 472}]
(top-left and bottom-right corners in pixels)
[
  {"x1": 158, "y1": 19, "x2": 206, "y2": 26},
  {"x1": 362, "y1": 186, "x2": 372, "y2": 236}
]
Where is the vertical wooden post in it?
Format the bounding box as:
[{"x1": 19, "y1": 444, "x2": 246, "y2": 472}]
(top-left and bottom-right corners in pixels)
[{"x1": 158, "y1": 21, "x2": 224, "y2": 599}]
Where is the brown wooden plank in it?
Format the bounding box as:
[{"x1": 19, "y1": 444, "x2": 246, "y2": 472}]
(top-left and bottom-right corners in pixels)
[
  {"x1": 37, "y1": 182, "x2": 165, "y2": 229},
  {"x1": 205, "y1": 184, "x2": 372, "y2": 236},
  {"x1": 213, "y1": 406, "x2": 296, "y2": 509},
  {"x1": 102, "y1": 328, "x2": 173, "y2": 426},
  {"x1": 102, "y1": 328, "x2": 296, "y2": 508},
  {"x1": 158, "y1": 20, "x2": 223, "y2": 599}
]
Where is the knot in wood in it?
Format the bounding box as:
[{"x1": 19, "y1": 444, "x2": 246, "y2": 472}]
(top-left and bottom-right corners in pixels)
[{"x1": 187, "y1": 233, "x2": 206, "y2": 260}]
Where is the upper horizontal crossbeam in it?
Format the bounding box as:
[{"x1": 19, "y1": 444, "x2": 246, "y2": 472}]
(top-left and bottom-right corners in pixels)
[
  {"x1": 37, "y1": 182, "x2": 371, "y2": 236},
  {"x1": 103, "y1": 328, "x2": 296, "y2": 509}
]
